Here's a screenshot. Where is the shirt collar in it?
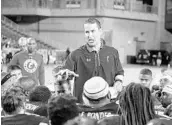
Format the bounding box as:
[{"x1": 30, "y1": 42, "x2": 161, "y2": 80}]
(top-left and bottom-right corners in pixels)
[{"x1": 86, "y1": 39, "x2": 105, "y2": 52}]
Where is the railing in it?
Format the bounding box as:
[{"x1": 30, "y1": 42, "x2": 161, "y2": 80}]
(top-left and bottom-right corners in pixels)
[
  {"x1": 1, "y1": 16, "x2": 28, "y2": 35},
  {"x1": 1, "y1": 15, "x2": 56, "y2": 49}
]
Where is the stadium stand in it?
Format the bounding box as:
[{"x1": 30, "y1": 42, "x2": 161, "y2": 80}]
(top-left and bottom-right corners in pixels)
[{"x1": 1, "y1": 15, "x2": 56, "y2": 50}]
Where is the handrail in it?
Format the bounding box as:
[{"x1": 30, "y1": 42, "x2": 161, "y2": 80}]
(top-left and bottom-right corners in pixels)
[
  {"x1": 1, "y1": 15, "x2": 56, "y2": 49},
  {"x1": 1, "y1": 15, "x2": 28, "y2": 35}
]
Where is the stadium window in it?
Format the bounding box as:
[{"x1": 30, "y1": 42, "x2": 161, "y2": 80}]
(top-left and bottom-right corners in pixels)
[
  {"x1": 114, "y1": 0, "x2": 125, "y2": 10},
  {"x1": 66, "y1": 0, "x2": 81, "y2": 8}
]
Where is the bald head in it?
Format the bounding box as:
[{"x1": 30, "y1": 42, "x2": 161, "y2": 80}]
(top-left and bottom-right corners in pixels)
[{"x1": 27, "y1": 38, "x2": 37, "y2": 53}]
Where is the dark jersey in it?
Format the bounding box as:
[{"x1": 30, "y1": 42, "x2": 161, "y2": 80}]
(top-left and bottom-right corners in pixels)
[
  {"x1": 2, "y1": 113, "x2": 49, "y2": 125},
  {"x1": 34, "y1": 105, "x2": 48, "y2": 117},
  {"x1": 25, "y1": 102, "x2": 48, "y2": 117},
  {"x1": 25, "y1": 102, "x2": 41, "y2": 113},
  {"x1": 63, "y1": 44, "x2": 124, "y2": 103},
  {"x1": 78, "y1": 102, "x2": 120, "y2": 120}
]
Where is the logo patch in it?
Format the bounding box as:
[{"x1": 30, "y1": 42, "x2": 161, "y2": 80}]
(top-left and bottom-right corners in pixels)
[{"x1": 24, "y1": 59, "x2": 38, "y2": 73}]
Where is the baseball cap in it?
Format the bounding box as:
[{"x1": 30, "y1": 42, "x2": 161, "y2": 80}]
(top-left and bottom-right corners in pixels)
[
  {"x1": 160, "y1": 75, "x2": 172, "y2": 83},
  {"x1": 162, "y1": 84, "x2": 172, "y2": 95},
  {"x1": 83, "y1": 76, "x2": 109, "y2": 100}
]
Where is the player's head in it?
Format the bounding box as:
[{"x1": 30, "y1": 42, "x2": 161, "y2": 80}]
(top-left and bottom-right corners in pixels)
[
  {"x1": 1, "y1": 73, "x2": 15, "y2": 96},
  {"x1": 18, "y1": 37, "x2": 27, "y2": 51},
  {"x1": 2, "y1": 86, "x2": 26, "y2": 115},
  {"x1": 85, "y1": 18, "x2": 101, "y2": 29},
  {"x1": 160, "y1": 84, "x2": 172, "y2": 108},
  {"x1": 7, "y1": 65, "x2": 22, "y2": 81},
  {"x1": 159, "y1": 74, "x2": 172, "y2": 90},
  {"x1": 17, "y1": 76, "x2": 37, "y2": 97},
  {"x1": 84, "y1": 18, "x2": 102, "y2": 48},
  {"x1": 27, "y1": 38, "x2": 37, "y2": 53},
  {"x1": 48, "y1": 94, "x2": 79, "y2": 125},
  {"x1": 82, "y1": 76, "x2": 110, "y2": 107},
  {"x1": 139, "y1": 68, "x2": 152, "y2": 88},
  {"x1": 119, "y1": 82, "x2": 156, "y2": 125},
  {"x1": 29, "y1": 85, "x2": 51, "y2": 103},
  {"x1": 1, "y1": 67, "x2": 22, "y2": 96}
]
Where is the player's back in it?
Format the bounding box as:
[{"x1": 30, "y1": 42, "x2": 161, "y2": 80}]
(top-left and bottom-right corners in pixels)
[
  {"x1": 2, "y1": 113, "x2": 49, "y2": 125},
  {"x1": 78, "y1": 102, "x2": 120, "y2": 120}
]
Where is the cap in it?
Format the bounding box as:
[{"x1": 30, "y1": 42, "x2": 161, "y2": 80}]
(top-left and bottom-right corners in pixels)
[
  {"x1": 162, "y1": 84, "x2": 172, "y2": 95},
  {"x1": 83, "y1": 76, "x2": 109, "y2": 100},
  {"x1": 163, "y1": 70, "x2": 172, "y2": 77},
  {"x1": 160, "y1": 75, "x2": 172, "y2": 83}
]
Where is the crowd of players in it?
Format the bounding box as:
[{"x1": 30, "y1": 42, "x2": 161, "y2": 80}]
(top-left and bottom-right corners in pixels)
[{"x1": 1, "y1": 63, "x2": 172, "y2": 125}]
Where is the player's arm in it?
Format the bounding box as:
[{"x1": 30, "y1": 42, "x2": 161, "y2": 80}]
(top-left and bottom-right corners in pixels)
[{"x1": 112, "y1": 50, "x2": 124, "y2": 93}]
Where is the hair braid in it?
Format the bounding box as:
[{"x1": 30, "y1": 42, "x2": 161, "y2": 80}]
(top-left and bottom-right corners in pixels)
[{"x1": 119, "y1": 83, "x2": 156, "y2": 125}]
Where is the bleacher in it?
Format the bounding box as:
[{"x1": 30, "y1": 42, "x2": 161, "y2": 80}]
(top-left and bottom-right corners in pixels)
[{"x1": 1, "y1": 15, "x2": 56, "y2": 50}]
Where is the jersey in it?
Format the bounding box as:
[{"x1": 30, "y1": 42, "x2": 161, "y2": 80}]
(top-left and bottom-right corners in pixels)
[
  {"x1": 2, "y1": 113, "x2": 49, "y2": 125},
  {"x1": 78, "y1": 102, "x2": 120, "y2": 120}
]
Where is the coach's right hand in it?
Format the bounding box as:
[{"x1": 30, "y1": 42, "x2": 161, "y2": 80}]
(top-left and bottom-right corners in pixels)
[{"x1": 53, "y1": 69, "x2": 79, "y2": 81}]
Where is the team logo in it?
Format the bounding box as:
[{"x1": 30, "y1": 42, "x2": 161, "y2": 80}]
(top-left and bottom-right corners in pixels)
[{"x1": 24, "y1": 59, "x2": 38, "y2": 73}]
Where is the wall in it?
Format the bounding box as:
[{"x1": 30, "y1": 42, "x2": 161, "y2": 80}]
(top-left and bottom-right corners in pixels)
[
  {"x1": 158, "y1": 0, "x2": 172, "y2": 43},
  {"x1": 30, "y1": 17, "x2": 88, "y2": 50},
  {"x1": 102, "y1": 18, "x2": 157, "y2": 63}
]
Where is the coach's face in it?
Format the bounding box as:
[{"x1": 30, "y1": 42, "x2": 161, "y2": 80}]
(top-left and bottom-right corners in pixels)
[{"x1": 84, "y1": 23, "x2": 102, "y2": 48}]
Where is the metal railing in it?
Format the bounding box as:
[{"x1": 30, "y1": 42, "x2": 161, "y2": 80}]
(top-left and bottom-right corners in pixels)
[
  {"x1": 1, "y1": 16, "x2": 28, "y2": 35},
  {"x1": 1, "y1": 15, "x2": 56, "y2": 49}
]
